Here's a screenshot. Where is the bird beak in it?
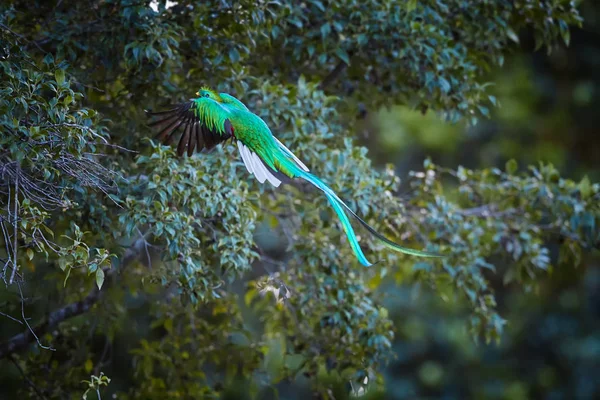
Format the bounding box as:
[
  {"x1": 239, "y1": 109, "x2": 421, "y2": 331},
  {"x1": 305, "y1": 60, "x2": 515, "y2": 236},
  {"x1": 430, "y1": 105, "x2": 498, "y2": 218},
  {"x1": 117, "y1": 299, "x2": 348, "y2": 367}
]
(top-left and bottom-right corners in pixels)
[{"x1": 195, "y1": 91, "x2": 199, "y2": 95}]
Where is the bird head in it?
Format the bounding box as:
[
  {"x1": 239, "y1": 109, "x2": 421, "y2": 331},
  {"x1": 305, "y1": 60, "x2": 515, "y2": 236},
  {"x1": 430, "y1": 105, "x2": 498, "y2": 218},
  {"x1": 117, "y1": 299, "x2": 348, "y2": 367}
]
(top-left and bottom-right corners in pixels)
[{"x1": 196, "y1": 87, "x2": 223, "y2": 102}]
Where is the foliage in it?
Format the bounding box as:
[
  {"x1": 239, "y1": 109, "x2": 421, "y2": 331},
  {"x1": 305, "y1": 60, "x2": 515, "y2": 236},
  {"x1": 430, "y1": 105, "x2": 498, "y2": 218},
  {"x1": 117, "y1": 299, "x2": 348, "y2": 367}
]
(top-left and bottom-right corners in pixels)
[
  {"x1": 408, "y1": 159, "x2": 599, "y2": 340},
  {"x1": 0, "y1": 30, "x2": 116, "y2": 288},
  {"x1": 0, "y1": 0, "x2": 595, "y2": 399},
  {"x1": 82, "y1": 372, "x2": 111, "y2": 400}
]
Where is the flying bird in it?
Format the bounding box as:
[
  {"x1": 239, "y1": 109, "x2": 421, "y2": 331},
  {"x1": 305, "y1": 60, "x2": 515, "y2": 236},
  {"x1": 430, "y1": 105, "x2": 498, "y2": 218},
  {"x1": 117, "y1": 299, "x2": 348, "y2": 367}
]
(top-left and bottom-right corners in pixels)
[{"x1": 146, "y1": 87, "x2": 443, "y2": 266}]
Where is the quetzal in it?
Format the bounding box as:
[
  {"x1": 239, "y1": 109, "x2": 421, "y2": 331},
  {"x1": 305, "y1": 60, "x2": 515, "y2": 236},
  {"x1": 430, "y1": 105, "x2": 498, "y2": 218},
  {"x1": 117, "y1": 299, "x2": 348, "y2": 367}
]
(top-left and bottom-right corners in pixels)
[{"x1": 146, "y1": 87, "x2": 443, "y2": 266}]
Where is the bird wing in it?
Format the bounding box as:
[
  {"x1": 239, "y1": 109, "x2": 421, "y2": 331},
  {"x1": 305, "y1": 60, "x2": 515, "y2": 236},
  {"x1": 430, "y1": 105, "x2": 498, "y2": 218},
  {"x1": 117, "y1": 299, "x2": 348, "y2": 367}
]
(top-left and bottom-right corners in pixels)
[{"x1": 146, "y1": 99, "x2": 235, "y2": 157}]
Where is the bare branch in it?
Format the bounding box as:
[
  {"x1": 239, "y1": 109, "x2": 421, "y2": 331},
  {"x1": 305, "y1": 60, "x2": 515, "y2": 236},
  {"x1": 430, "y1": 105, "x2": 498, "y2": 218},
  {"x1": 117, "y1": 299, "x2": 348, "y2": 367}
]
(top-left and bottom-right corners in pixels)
[
  {"x1": 1, "y1": 218, "x2": 12, "y2": 282},
  {"x1": 9, "y1": 354, "x2": 49, "y2": 400},
  {"x1": 136, "y1": 227, "x2": 152, "y2": 269},
  {"x1": 0, "y1": 310, "x2": 23, "y2": 325},
  {"x1": 9, "y1": 167, "x2": 19, "y2": 284},
  {"x1": 0, "y1": 280, "x2": 100, "y2": 359},
  {"x1": 32, "y1": 227, "x2": 60, "y2": 253},
  {"x1": 455, "y1": 204, "x2": 520, "y2": 218},
  {"x1": 1, "y1": 158, "x2": 65, "y2": 210},
  {"x1": 0, "y1": 22, "x2": 47, "y2": 54},
  {"x1": 17, "y1": 281, "x2": 55, "y2": 352},
  {"x1": 0, "y1": 236, "x2": 145, "y2": 359},
  {"x1": 45, "y1": 123, "x2": 108, "y2": 144}
]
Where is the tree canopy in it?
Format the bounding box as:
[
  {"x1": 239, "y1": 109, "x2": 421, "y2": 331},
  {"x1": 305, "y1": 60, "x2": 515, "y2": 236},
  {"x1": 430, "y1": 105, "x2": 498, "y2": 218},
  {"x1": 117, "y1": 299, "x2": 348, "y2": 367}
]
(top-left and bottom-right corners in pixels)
[{"x1": 0, "y1": 1, "x2": 597, "y2": 399}]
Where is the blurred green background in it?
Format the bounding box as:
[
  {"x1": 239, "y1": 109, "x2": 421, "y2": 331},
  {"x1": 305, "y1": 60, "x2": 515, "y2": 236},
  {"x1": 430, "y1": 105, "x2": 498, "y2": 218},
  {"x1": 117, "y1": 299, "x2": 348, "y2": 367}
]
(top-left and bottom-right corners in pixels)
[{"x1": 358, "y1": 2, "x2": 600, "y2": 398}]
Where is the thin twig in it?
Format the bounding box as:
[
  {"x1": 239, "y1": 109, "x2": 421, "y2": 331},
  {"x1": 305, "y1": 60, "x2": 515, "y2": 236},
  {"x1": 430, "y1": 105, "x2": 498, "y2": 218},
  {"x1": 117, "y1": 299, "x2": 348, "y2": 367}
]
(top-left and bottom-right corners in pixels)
[
  {"x1": 0, "y1": 310, "x2": 23, "y2": 325},
  {"x1": 1, "y1": 157, "x2": 64, "y2": 210},
  {"x1": 0, "y1": 283, "x2": 99, "y2": 359},
  {"x1": 93, "y1": 336, "x2": 111, "y2": 376},
  {"x1": 0, "y1": 22, "x2": 46, "y2": 53},
  {"x1": 1, "y1": 218, "x2": 12, "y2": 282},
  {"x1": 0, "y1": 236, "x2": 144, "y2": 359},
  {"x1": 136, "y1": 227, "x2": 152, "y2": 269},
  {"x1": 88, "y1": 141, "x2": 138, "y2": 153},
  {"x1": 32, "y1": 227, "x2": 61, "y2": 253},
  {"x1": 45, "y1": 123, "x2": 108, "y2": 143},
  {"x1": 9, "y1": 354, "x2": 49, "y2": 399},
  {"x1": 4, "y1": 176, "x2": 14, "y2": 283},
  {"x1": 17, "y1": 281, "x2": 55, "y2": 352},
  {"x1": 455, "y1": 204, "x2": 520, "y2": 218},
  {"x1": 9, "y1": 167, "x2": 19, "y2": 284}
]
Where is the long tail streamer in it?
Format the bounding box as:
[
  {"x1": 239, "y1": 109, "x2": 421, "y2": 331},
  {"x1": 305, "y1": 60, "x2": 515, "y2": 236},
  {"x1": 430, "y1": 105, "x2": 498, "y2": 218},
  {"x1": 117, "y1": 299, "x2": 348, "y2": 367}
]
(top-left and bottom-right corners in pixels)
[{"x1": 282, "y1": 159, "x2": 444, "y2": 266}]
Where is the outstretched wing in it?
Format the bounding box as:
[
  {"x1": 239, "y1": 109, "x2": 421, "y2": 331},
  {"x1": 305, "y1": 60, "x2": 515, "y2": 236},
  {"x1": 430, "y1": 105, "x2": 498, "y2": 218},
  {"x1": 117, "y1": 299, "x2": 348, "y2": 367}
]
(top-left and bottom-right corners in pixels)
[{"x1": 146, "y1": 99, "x2": 235, "y2": 157}]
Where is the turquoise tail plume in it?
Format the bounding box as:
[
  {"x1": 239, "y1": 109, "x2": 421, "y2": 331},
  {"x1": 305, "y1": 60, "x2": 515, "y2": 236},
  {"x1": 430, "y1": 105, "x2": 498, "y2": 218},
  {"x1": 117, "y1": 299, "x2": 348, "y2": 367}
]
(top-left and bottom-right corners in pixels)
[
  {"x1": 323, "y1": 191, "x2": 374, "y2": 267},
  {"x1": 280, "y1": 159, "x2": 444, "y2": 266}
]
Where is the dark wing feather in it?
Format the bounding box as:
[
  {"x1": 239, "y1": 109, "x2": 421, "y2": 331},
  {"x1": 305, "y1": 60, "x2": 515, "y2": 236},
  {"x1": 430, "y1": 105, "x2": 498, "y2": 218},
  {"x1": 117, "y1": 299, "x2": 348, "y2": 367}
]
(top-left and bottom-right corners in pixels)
[
  {"x1": 194, "y1": 120, "x2": 203, "y2": 151},
  {"x1": 146, "y1": 100, "x2": 234, "y2": 157},
  {"x1": 177, "y1": 113, "x2": 192, "y2": 157},
  {"x1": 187, "y1": 119, "x2": 197, "y2": 157}
]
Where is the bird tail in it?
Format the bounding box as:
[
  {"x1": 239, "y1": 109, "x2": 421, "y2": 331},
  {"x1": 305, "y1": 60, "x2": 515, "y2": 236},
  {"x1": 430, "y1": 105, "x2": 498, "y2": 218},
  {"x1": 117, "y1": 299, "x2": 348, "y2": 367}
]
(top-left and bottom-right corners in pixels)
[
  {"x1": 276, "y1": 153, "x2": 443, "y2": 266},
  {"x1": 322, "y1": 191, "x2": 374, "y2": 267}
]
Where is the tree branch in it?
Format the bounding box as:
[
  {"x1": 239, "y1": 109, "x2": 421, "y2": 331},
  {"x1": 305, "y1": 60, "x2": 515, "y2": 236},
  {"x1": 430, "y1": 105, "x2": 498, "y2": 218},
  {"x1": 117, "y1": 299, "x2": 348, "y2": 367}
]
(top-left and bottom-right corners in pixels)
[
  {"x1": 0, "y1": 310, "x2": 23, "y2": 325},
  {"x1": 0, "y1": 23, "x2": 47, "y2": 54},
  {"x1": 9, "y1": 165, "x2": 19, "y2": 284},
  {"x1": 16, "y1": 281, "x2": 55, "y2": 352},
  {"x1": 9, "y1": 354, "x2": 49, "y2": 399},
  {"x1": 0, "y1": 237, "x2": 144, "y2": 359},
  {"x1": 455, "y1": 204, "x2": 520, "y2": 218},
  {"x1": 0, "y1": 284, "x2": 99, "y2": 359}
]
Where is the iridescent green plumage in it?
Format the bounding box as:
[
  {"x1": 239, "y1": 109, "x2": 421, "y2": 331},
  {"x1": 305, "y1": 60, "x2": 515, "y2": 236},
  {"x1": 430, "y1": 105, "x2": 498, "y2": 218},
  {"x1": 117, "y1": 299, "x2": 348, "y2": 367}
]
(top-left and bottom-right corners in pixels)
[{"x1": 146, "y1": 88, "x2": 444, "y2": 266}]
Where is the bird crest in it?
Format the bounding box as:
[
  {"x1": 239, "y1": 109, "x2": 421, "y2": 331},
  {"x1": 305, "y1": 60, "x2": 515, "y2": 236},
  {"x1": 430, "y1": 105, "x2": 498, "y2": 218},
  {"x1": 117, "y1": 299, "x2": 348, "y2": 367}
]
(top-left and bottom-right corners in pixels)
[{"x1": 195, "y1": 86, "x2": 222, "y2": 102}]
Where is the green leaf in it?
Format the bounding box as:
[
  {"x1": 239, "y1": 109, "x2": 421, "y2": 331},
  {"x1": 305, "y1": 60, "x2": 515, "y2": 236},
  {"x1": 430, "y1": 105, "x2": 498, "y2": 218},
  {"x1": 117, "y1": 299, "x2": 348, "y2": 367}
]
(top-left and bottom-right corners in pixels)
[
  {"x1": 320, "y1": 22, "x2": 331, "y2": 38},
  {"x1": 505, "y1": 159, "x2": 518, "y2": 175},
  {"x1": 578, "y1": 175, "x2": 592, "y2": 199},
  {"x1": 245, "y1": 287, "x2": 257, "y2": 306},
  {"x1": 88, "y1": 263, "x2": 98, "y2": 274},
  {"x1": 55, "y1": 69, "x2": 66, "y2": 86},
  {"x1": 311, "y1": 0, "x2": 325, "y2": 12},
  {"x1": 63, "y1": 267, "x2": 71, "y2": 287},
  {"x1": 164, "y1": 318, "x2": 173, "y2": 333},
  {"x1": 335, "y1": 47, "x2": 350, "y2": 65},
  {"x1": 438, "y1": 77, "x2": 451, "y2": 93},
  {"x1": 84, "y1": 359, "x2": 93, "y2": 373},
  {"x1": 96, "y1": 268, "x2": 105, "y2": 290},
  {"x1": 228, "y1": 47, "x2": 240, "y2": 63},
  {"x1": 506, "y1": 27, "x2": 520, "y2": 44},
  {"x1": 58, "y1": 257, "x2": 68, "y2": 271},
  {"x1": 43, "y1": 53, "x2": 54, "y2": 65}
]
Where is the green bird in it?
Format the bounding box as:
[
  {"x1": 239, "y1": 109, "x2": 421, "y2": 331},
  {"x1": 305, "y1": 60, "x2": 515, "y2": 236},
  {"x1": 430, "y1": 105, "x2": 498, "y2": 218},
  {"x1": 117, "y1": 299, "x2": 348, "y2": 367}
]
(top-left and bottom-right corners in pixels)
[{"x1": 146, "y1": 87, "x2": 443, "y2": 266}]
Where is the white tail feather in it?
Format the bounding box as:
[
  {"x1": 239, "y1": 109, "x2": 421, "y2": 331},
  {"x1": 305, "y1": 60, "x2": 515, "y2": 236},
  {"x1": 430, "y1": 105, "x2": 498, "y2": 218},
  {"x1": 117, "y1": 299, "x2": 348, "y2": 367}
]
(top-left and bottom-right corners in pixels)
[
  {"x1": 274, "y1": 137, "x2": 309, "y2": 172},
  {"x1": 237, "y1": 141, "x2": 281, "y2": 187}
]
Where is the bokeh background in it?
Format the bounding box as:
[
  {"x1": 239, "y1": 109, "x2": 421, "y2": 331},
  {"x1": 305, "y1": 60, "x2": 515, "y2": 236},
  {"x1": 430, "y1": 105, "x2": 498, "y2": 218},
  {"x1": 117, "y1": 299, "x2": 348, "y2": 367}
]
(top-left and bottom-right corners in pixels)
[{"x1": 358, "y1": 1, "x2": 600, "y2": 398}]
